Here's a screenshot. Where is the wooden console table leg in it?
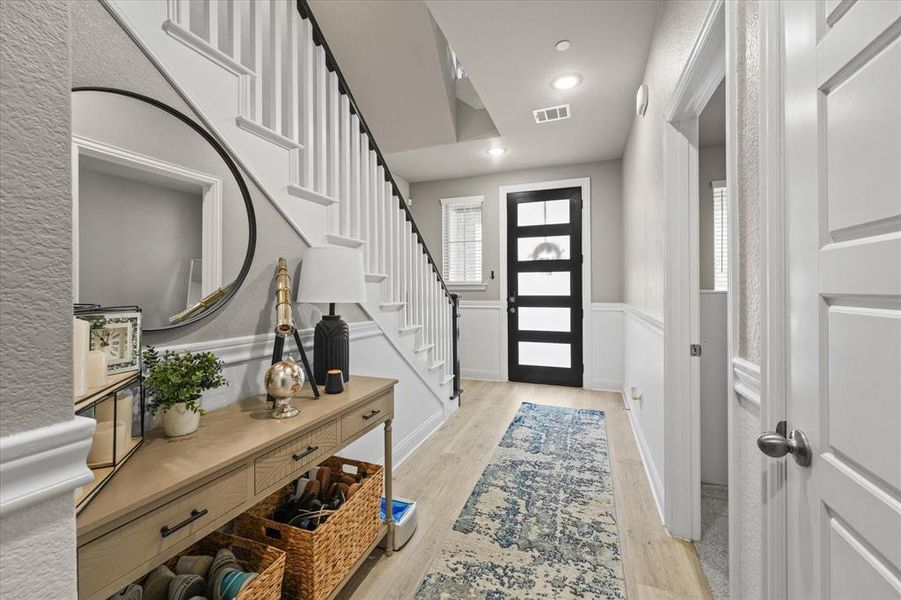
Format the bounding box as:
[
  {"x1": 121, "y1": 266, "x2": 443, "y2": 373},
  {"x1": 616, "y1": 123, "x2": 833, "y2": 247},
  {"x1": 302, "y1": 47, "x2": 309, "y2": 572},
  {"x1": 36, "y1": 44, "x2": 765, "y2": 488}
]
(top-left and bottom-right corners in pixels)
[{"x1": 384, "y1": 417, "x2": 395, "y2": 557}]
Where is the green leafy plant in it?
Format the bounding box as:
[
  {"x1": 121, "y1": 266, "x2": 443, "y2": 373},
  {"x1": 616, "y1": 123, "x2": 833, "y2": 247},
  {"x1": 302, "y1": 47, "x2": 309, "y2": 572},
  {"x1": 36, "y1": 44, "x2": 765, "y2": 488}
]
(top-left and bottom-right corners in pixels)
[{"x1": 142, "y1": 346, "x2": 228, "y2": 415}]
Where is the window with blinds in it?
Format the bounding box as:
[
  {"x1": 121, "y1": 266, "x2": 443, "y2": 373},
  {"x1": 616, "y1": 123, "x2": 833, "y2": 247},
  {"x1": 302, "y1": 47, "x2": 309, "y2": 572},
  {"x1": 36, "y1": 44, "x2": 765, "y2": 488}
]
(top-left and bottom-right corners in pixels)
[
  {"x1": 441, "y1": 196, "x2": 483, "y2": 284},
  {"x1": 712, "y1": 180, "x2": 728, "y2": 291}
]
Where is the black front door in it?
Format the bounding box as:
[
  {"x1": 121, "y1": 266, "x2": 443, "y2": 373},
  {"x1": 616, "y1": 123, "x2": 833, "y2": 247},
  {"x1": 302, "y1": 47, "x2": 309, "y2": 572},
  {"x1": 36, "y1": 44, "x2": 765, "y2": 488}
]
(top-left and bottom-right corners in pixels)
[{"x1": 506, "y1": 187, "x2": 583, "y2": 387}]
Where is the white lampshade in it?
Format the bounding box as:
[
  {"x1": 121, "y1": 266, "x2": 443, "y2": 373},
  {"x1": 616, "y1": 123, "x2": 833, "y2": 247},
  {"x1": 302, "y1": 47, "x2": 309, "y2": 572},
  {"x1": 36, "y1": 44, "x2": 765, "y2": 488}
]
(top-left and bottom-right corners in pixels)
[{"x1": 296, "y1": 246, "x2": 367, "y2": 304}]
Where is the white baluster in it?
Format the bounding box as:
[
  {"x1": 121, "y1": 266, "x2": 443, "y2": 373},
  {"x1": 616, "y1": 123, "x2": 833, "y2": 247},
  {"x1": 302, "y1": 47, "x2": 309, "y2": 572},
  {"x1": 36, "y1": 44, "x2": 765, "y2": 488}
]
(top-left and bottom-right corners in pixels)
[
  {"x1": 375, "y1": 165, "x2": 385, "y2": 276},
  {"x1": 327, "y1": 73, "x2": 340, "y2": 212},
  {"x1": 359, "y1": 135, "x2": 370, "y2": 268},
  {"x1": 385, "y1": 183, "x2": 393, "y2": 294},
  {"x1": 398, "y1": 212, "x2": 407, "y2": 317},
  {"x1": 314, "y1": 46, "x2": 328, "y2": 195},
  {"x1": 350, "y1": 116, "x2": 360, "y2": 241},
  {"x1": 228, "y1": 0, "x2": 243, "y2": 66},
  {"x1": 299, "y1": 19, "x2": 314, "y2": 185},
  {"x1": 168, "y1": 0, "x2": 189, "y2": 27},
  {"x1": 284, "y1": 1, "x2": 299, "y2": 142},
  {"x1": 207, "y1": 0, "x2": 219, "y2": 51},
  {"x1": 338, "y1": 94, "x2": 351, "y2": 237},
  {"x1": 369, "y1": 153, "x2": 379, "y2": 272},
  {"x1": 251, "y1": 1, "x2": 263, "y2": 123},
  {"x1": 266, "y1": 0, "x2": 281, "y2": 133}
]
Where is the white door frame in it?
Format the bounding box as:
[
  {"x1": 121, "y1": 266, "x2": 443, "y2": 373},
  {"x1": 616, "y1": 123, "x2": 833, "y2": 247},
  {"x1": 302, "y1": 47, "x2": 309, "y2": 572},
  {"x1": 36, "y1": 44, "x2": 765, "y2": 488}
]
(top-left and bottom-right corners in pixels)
[
  {"x1": 758, "y1": 1, "x2": 788, "y2": 597},
  {"x1": 661, "y1": 0, "x2": 726, "y2": 543},
  {"x1": 498, "y1": 177, "x2": 591, "y2": 384}
]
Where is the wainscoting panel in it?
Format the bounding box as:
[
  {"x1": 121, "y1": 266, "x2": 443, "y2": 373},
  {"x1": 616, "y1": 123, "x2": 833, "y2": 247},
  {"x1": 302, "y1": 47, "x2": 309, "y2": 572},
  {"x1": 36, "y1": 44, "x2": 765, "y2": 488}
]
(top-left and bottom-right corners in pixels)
[
  {"x1": 459, "y1": 301, "x2": 505, "y2": 381},
  {"x1": 623, "y1": 305, "x2": 665, "y2": 520},
  {"x1": 589, "y1": 303, "x2": 625, "y2": 391}
]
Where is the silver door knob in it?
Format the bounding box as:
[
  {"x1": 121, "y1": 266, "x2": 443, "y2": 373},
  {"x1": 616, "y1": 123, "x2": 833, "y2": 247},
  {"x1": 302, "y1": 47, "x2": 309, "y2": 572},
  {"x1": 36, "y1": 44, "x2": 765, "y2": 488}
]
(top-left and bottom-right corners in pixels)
[
  {"x1": 508, "y1": 307, "x2": 516, "y2": 314},
  {"x1": 757, "y1": 427, "x2": 812, "y2": 467}
]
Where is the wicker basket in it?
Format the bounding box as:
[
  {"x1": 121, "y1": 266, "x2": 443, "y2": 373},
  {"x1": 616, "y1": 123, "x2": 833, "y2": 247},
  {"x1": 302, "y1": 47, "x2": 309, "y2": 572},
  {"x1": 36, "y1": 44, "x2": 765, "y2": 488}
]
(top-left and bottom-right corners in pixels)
[
  {"x1": 165, "y1": 530, "x2": 285, "y2": 600},
  {"x1": 234, "y1": 456, "x2": 383, "y2": 600}
]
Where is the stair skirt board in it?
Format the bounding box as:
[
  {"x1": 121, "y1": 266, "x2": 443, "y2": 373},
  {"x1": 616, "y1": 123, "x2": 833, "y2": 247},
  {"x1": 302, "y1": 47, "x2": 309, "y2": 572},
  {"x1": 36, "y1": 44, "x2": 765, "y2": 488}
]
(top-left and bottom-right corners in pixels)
[{"x1": 287, "y1": 183, "x2": 337, "y2": 207}]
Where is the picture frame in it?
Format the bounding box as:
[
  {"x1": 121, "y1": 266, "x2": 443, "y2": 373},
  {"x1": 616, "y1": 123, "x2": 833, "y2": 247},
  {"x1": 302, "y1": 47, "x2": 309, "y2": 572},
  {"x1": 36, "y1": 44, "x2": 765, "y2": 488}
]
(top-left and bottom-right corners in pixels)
[{"x1": 76, "y1": 306, "x2": 142, "y2": 375}]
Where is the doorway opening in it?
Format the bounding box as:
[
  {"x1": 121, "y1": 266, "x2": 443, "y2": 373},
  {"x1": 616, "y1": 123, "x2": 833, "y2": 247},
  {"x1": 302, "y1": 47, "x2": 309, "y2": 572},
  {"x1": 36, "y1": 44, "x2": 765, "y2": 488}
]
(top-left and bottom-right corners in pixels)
[{"x1": 696, "y1": 78, "x2": 729, "y2": 599}]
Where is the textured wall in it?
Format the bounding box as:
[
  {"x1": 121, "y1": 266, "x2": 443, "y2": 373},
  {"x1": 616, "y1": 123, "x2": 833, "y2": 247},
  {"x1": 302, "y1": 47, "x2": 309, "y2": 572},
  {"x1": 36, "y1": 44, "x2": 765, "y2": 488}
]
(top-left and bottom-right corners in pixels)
[
  {"x1": 621, "y1": 0, "x2": 713, "y2": 319},
  {"x1": 0, "y1": 1, "x2": 79, "y2": 597},
  {"x1": 736, "y1": 1, "x2": 761, "y2": 364},
  {"x1": 70, "y1": 0, "x2": 364, "y2": 350},
  {"x1": 734, "y1": 1, "x2": 762, "y2": 596},
  {"x1": 410, "y1": 160, "x2": 624, "y2": 303}
]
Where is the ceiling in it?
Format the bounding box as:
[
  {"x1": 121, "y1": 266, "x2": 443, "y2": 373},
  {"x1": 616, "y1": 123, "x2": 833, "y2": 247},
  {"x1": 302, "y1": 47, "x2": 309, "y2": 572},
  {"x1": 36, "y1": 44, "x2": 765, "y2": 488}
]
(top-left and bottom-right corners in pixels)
[
  {"x1": 699, "y1": 79, "x2": 726, "y2": 148},
  {"x1": 310, "y1": 1, "x2": 661, "y2": 183}
]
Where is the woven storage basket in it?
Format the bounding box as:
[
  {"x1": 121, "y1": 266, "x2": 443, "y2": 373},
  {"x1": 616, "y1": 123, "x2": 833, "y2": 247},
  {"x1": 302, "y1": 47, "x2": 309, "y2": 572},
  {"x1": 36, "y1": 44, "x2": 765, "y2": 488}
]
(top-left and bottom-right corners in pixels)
[
  {"x1": 234, "y1": 456, "x2": 383, "y2": 600},
  {"x1": 164, "y1": 530, "x2": 285, "y2": 600}
]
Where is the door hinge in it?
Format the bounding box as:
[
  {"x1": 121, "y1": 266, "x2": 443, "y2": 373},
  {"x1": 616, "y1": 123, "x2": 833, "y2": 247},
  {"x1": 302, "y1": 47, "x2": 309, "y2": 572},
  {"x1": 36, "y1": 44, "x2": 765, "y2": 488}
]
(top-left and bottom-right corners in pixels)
[{"x1": 690, "y1": 344, "x2": 702, "y2": 357}]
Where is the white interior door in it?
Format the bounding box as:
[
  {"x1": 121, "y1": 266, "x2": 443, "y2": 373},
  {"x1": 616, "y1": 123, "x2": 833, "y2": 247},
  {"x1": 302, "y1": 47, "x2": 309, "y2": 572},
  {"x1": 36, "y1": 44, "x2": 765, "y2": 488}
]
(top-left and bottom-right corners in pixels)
[{"x1": 781, "y1": 1, "x2": 901, "y2": 598}]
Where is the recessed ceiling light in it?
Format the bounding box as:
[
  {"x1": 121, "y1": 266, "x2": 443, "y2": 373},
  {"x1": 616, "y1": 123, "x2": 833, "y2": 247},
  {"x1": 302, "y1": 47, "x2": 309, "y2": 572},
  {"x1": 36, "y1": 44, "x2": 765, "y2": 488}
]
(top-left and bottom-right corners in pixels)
[
  {"x1": 555, "y1": 40, "x2": 571, "y2": 52},
  {"x1": 487, "y1": 147, "x2": 506, "y2": 157},
  {"x1": 552, "y1": 74, "x2": 581, "y2": 90}
]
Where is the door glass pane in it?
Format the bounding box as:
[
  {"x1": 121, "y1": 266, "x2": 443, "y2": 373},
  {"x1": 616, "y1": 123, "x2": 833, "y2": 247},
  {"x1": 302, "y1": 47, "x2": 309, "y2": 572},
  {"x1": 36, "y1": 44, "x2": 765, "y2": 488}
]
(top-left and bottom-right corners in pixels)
[
  {"x1": 519, "y1": 342, "x2": 571, "y2": 368},
  {"x1": 518, "y1": 307, "x2": 570, "y2": 332},
  {"x1": 517, "y1": 199, "x2": 569, "y2": 226},
  {"x1": 518, "y1": 272, "x2": 570, "y2": 296},
  {"x1": 518, "y1": 235, "x2": 570, "y2": 261}
]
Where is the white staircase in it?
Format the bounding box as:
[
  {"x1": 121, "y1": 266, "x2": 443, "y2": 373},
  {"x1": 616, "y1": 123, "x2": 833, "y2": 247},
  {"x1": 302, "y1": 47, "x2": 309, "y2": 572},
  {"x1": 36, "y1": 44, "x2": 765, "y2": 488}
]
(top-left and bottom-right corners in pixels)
[{"x1": 105, "y1": 0, "x2": 458, "y2": 400}]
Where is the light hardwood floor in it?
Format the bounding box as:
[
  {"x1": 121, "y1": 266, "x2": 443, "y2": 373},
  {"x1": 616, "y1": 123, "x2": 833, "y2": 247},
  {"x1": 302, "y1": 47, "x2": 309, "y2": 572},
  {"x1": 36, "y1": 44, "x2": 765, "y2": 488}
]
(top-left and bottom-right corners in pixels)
[{"x1": 338, "y1": 379, "x2": 713, "y2": 600}]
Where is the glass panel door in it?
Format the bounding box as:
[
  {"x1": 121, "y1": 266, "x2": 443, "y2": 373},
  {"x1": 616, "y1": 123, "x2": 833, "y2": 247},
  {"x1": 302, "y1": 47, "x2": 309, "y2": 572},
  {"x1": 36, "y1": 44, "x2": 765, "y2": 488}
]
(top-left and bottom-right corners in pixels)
[{"x1": 507, "y1": 187, "x2": 582, "y2": 386}]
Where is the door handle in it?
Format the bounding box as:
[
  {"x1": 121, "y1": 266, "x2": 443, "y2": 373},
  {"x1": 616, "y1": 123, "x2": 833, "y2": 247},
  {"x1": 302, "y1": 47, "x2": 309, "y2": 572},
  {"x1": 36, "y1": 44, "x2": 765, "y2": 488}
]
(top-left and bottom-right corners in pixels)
[{"x1": 757, "y1": 424, "x2": 812, "y2": 467}]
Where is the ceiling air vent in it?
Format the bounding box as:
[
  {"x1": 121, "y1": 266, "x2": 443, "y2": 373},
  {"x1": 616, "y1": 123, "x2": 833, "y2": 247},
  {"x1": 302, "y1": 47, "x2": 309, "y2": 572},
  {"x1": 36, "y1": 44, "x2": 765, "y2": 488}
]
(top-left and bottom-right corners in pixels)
[{"x1": 533, "y1": 104, "x2": 571, "y2": 124}]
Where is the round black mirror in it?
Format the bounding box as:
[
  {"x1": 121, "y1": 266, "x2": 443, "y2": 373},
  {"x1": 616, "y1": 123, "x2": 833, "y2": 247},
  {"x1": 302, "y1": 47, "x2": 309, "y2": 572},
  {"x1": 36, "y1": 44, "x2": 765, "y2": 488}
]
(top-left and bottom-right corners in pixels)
[{"x1": 71, "y1": 88, "x2": 255, "y2": 331}]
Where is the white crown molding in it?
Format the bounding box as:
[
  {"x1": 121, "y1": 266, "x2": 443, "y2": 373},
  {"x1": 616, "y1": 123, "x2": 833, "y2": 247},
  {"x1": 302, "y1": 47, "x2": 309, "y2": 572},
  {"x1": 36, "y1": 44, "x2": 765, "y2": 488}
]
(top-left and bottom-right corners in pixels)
[
  {"x1": 623, "y1": 303, "x2": 664, "y2": 337},
  {"x1": 733, "y1": 357, "x2": 762, "y2": 406},
  {"x1": 0, "y1": 416, "x2": 96, "y2": 515},
  {"x1": 158, "y1": 321, "x2": 382, "y2": 365}
]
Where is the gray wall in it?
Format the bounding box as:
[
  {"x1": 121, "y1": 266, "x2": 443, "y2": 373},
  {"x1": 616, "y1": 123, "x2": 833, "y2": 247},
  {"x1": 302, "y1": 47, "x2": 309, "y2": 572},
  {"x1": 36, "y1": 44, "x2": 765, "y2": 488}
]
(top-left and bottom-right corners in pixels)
[
  {"x1": 0, "y1": 1, "x2": 80, "y2": 597},
  {"x1": 410, "y1": 160, "x2": 623, "y2": 303},
  {"x1": 698, "y1": 144, "x2": 727, "y2": 290},
  {"x1": 79, "y1": 170, "x2": 203, "y2": 328},
  {"x1": 622, "y1": 0, "x2": 713, "y2": 319},
  {"x1": 71, "y1": 0, "x2": 364, "y2": 349}
]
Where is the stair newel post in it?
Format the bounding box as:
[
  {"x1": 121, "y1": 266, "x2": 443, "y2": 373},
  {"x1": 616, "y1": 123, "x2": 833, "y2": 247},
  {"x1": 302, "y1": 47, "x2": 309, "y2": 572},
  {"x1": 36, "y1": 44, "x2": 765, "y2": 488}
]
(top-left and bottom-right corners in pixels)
[{"x1": 450, "y1": 293, "x2": 461, "y2": 401}]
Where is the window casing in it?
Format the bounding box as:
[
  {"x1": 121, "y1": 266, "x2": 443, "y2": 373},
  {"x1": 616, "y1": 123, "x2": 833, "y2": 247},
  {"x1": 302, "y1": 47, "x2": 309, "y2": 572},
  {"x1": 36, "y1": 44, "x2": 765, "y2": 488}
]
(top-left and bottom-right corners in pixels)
[
  {"x1": 441, "y1": 196, "x2": 484, "y2": 287},
  {"x1": 712, "y1": 180, "x2": 728, "y2": 291}
]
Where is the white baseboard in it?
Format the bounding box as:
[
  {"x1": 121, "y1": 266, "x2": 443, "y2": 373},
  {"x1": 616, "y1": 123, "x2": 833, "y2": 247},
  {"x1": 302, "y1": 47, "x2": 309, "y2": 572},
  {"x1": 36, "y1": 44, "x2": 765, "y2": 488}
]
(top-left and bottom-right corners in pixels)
[
  {"x1": 624, "y1": 396, "x2": 665, "y2": 525},
  {"x1": 392, "y1": 409, "x2": 448, "y2": 469},
  {"x1": 589, "y1": 378, "x2": 624, "y2": 392},
  {"x1": 0, "y1": 416, "x2": 96, "y2": 515},
  {"x1": 461, "y1": 368, "x2": 503, "y2": 381}
]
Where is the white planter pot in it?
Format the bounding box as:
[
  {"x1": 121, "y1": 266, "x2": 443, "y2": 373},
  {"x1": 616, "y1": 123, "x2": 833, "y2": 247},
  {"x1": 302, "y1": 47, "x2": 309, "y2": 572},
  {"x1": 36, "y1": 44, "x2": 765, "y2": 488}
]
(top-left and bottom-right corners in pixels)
[{"x1": 161, "y1": 401, "x2": 201, "y2": 437}]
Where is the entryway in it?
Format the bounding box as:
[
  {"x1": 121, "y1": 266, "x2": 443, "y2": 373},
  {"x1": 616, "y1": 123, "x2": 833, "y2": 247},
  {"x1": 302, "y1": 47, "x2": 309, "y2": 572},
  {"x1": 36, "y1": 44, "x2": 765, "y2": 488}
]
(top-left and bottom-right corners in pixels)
[{"x1": 505, "y1": 187, "x2": 583, "y2": 386}]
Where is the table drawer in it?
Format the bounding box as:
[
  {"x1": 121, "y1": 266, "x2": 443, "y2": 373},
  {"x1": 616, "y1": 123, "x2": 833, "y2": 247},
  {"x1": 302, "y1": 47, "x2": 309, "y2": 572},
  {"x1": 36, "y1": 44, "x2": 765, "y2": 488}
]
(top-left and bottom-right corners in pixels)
[
  {"x1": 254, "y1": 419, "x2": 338, "y2": 494},
  {"x1": 340, "y1": 392, "x2": 392, "y2": 442},
  {"x1": 78, "y1": 466, "x2": 247, "y2": 599}
]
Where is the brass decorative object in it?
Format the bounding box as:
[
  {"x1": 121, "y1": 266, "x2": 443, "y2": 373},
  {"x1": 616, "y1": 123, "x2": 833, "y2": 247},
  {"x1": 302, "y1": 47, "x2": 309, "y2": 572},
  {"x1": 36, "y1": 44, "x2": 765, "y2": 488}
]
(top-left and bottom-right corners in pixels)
[{"x1": 169, "y1": 282, "x2": 233, "y2": 324}]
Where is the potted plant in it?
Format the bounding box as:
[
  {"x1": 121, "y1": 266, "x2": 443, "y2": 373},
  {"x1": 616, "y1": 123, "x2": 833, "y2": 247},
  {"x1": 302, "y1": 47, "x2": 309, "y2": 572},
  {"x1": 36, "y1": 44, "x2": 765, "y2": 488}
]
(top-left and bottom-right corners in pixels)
[{"x1": 142, "y1": 346, "x2": 228, "y2": 437}]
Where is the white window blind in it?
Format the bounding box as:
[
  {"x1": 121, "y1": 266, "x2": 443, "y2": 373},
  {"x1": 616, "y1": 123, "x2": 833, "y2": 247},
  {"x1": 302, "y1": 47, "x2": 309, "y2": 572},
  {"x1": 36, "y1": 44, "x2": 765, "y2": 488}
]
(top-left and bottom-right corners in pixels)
[
  {"x1": 441, "y1": 196, "x2": 483, "y2": 284},
  {"x1": 712, "y1": 180, "x2": 728, "y2": 291}
]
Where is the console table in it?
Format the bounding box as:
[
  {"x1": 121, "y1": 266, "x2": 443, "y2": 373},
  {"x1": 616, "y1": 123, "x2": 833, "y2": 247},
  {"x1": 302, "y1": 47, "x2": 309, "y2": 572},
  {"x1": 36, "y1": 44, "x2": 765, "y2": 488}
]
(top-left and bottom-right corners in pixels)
[{"x1": 76, "y1": 376, "x2": 397, "y2": 599}]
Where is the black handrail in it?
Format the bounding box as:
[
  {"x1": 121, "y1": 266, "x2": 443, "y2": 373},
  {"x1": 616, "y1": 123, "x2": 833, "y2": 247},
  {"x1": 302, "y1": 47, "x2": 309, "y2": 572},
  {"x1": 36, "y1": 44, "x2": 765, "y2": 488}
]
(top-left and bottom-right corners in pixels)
[{"x1": 296, "y1": 0, "x2": 450, "y2": 300}]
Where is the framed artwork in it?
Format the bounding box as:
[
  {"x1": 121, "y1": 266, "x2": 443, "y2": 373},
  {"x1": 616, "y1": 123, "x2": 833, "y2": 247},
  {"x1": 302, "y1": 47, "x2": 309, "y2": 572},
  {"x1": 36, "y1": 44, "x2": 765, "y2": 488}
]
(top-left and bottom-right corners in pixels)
[{"x1": 77, "y1": 307, "x2": 142, "y2": 374}]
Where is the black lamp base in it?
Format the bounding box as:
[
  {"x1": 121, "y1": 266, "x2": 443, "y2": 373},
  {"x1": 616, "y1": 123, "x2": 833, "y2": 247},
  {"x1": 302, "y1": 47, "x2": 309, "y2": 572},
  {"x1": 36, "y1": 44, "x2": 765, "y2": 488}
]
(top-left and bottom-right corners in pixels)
[{"x1": 313, "y1": 314, "x2": 349, "y2": 385}]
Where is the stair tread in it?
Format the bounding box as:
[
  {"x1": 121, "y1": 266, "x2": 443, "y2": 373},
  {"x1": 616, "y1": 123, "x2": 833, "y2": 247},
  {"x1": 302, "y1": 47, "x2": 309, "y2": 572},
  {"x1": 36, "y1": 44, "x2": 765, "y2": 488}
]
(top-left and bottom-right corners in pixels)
[
  {"x1": 365, "y1": 272, "x2": 388, "y2": 282},
  {"x1": 236, "y1": 116, "x2": 302, "y2": 150},
  {"x1": 287, "y1": 184, "x2": 338, "y2": 207},
  {"x1": 441, "y1": 374, "x2": 455, "y2": 385},
  {"x1": 325, "y1": 233, "x2": 366, "y2": 248},
  {"x1": 428, "y1": 360, "x2": 446, "y2": 371},
  {"x1": 414, "y1": 344, "x2": 434, "y2": 354},
  {"x1": 398, "y1": 324, "x2": 421, "y2": 334}
]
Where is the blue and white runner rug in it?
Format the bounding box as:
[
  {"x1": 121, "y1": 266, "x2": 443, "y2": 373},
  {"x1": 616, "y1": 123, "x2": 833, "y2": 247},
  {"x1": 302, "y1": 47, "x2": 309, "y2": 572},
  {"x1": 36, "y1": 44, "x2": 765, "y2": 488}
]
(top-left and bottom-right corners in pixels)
[{"x1": 415, "y1": 402, "x2": 625, "y2": 599}]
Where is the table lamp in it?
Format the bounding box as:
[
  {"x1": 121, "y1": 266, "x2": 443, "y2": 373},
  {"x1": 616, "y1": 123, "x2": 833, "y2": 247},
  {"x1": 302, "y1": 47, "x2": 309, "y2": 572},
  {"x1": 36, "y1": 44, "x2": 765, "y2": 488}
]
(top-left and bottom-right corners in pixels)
[{"x1": 296, "y1": 246, "x2": 367, "y2": 385}]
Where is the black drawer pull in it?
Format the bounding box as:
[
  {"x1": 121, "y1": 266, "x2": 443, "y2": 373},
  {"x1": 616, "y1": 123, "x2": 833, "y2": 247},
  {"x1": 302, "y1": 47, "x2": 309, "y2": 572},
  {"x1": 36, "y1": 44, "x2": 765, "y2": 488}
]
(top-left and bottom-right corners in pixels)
[
  {"x1": 292, "y1": 445, "x2": 319, "y2": 461},
  {"x1": 362, "y1": 409, "x2": 381, "y2": 420},
  {"x1": 160, "y1": 508, "x2": 208, "y2": 538}
]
